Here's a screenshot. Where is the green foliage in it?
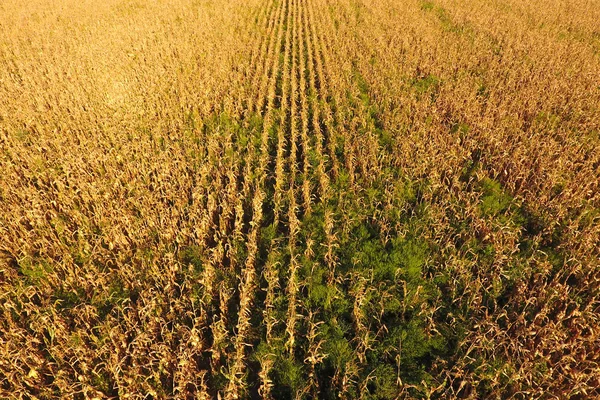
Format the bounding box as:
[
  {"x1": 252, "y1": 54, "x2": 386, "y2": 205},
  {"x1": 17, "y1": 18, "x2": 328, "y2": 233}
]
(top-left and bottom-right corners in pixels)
[
  {"x1": 307, "y1": 148, "x2": 320, "y2": 169},
  {"x1": 324, "y1": 334, "x2": 354, "y2": 372},
  {"x1": 261, "y1": 223, "x2": 277, "y2": 245},
  {"x1": 14, "y1": 128, "x2": 35, "y2": 147},
  {"x1": 412, "y1": 74, "x2": 440, "y2": 95},
  {"x1": 91, "y1": 369, "x2": 114, "y2": 394},
  {"x1": 479, "y1": 178, "x2": 512, "y2": 216},
  {"x1": 300, "y1": 207, "x2": 326, "y2": 247},
  {"x1": 397, "y1": 237, "x2": 428, "y2": 281},
  {"x1": 258, "y1": 340, "x2": 307, "y2": 399},
  {"x1": 477, "y1": 83, "x2": 489, "y2": 99},
  {"x1": 18, "y1": 257, "x2": 52, "y2": 286},
  {"x1": 179, "y1": 245, "x2": 204, "y2": 276},
  {"x1": 434, "y1": 6, "x2": 454, "y2": 30},
  {"x1": 319, "y1": 187, "x2": 448, "y2": 397},
  {"x1": 370, "y1": 365, "x2": 400, "y2": 399},
  {"x1": 420, "y1": 1, "x2": 470, "y2": 35},
  {"x1": 420, "y1": 1, "x2": 435, "y2": 12},
  {"x1": 577, "y1": 206, "x2": 600, "y2": 231},
  {"x1": 201, "y1": 111, "x2": 264, "y2": 155},
  {"x1": 93, "y1": 278, "x2": 132, "y2": 320},
  {"x1": 54, "y1": 287, "x2": 86, "y2": 311},
  {"x1": 349, "y1": 65, "x2": 392, "y2": 150},
  {"x1": 338, "y1": 222, "x2": 428, "y2": 283},
  {"x1": 450, "y1": 122, "x2": 470, "y2": 142},
  {"x1": 305, "y1": 268, "x2": 348, "y2": 313},
  {"x1": 247, "y1": 111, "x2": 265, "y2": 133},
  {"x1": 274, "y1": 357, "x2": 305, "y2": 396}
]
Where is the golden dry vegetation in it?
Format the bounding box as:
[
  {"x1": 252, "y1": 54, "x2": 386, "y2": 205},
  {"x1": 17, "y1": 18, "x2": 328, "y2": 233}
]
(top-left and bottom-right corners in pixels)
[{"x1": 1, "y1": 0, "x2": 599, "y2": 398}]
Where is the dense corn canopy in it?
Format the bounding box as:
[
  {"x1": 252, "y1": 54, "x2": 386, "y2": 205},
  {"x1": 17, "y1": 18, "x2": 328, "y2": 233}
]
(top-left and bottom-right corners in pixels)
[{"x1": 1, "y1": 0, "x2": 599, "y2": 398}]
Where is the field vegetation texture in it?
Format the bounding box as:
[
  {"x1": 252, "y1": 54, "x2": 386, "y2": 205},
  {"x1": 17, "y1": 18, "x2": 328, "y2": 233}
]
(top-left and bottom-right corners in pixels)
[{"x1": 1, "y1": 0, "x2": 600, "y2": 398}]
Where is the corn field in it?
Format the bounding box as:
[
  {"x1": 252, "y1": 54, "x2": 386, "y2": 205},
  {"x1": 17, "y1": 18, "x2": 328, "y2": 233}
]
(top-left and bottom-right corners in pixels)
[{"x1": 1, "y1": 0, "x2": 599, "y2": 398}]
